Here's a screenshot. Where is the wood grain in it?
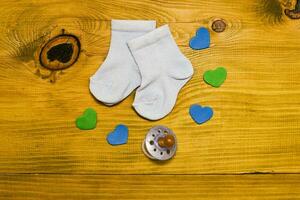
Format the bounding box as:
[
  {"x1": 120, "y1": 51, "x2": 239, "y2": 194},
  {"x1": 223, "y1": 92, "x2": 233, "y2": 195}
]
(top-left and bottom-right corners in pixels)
[
  {"x1": 0, "y1": 0, "x2": 299, "y2": 198},
  {"x1": 1, "y1": 174, "x2": 300, "y2": 199}
]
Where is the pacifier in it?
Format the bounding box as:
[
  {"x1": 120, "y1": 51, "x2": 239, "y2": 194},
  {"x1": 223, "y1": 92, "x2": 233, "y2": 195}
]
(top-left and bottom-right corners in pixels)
[{"x1": 142, "y1": 126, "x2": 177, "y2": 161}]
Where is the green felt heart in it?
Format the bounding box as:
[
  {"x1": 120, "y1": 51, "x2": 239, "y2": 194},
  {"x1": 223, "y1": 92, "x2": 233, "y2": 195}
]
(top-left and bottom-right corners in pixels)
[
  {"x1": 203, "y1": 67, "x2": 227, "y2": 87},
  {"x1": 75, "y1": 108, "x2": 97, "y2": 130}
]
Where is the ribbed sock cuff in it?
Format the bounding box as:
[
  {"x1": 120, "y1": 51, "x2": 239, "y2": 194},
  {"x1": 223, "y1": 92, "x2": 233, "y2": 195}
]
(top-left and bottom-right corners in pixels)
[
  {"x1": 127, "y1": 25, "x2": 171, "y2": 51},
  {"x1": 111, "y1": 19, "x2": 156, "y2": 32}
]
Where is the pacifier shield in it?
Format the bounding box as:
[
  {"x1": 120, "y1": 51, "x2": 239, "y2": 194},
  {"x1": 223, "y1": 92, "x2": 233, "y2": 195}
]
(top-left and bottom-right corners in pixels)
[{"x1": 142, "y1": 126, "x2": 177, "y2": 161}]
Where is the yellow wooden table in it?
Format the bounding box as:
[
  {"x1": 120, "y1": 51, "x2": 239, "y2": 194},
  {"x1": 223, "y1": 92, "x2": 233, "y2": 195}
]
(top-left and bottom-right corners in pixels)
[{"x1": 0, "y1": 0, "x2": 300, "y2": 199}]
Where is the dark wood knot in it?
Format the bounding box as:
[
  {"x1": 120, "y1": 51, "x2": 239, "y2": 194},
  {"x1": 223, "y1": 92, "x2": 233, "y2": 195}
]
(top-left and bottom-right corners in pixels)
[
  {"x1": 39, "y1": 34, "x2": 80, "y2": 70},
  {"x1": 285, "y1": 0, "x2": 300, "y2": 19},
  {"x1": 211, "y1": 19, "x2": 226, "y2": 33}
]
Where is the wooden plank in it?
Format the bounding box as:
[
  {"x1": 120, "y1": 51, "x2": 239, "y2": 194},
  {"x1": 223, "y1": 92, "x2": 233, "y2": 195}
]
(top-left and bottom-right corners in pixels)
[
  {"x1": 1, "y1": 174, "x2": 300, "y2": 199},
  {"x1": 0, "y1": 0, "x2": 266, "y2": 22},
  {"x1": 0, "y1": 0, "x2": 297, "y2": 24},
  {"x1": 0, "y1": 0, "x2": 300, "y2": 175}
]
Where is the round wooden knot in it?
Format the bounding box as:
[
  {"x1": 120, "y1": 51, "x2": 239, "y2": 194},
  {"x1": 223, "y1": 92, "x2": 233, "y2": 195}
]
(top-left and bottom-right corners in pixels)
[
  {"x1": 211, "y1": 19, "x2": 226, "y2": 33},
  {"x1": 285, "y1": 9, "x2": 300, "y2": 19},
  {"x1": 39, "y1": 34, "x2": 80, "y2": 70},
  {"x1": 285, "y1": 0, "x2": 300, "y2": 19},
  {"x1": 158, "y1": 134, "x2": 175, "y2": 149}
]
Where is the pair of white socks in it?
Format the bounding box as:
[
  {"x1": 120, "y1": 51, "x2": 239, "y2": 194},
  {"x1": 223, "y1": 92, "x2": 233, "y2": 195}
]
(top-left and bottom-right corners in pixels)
[{"x1": 90, "y1": 20, "x2": 194, "y2": 120}]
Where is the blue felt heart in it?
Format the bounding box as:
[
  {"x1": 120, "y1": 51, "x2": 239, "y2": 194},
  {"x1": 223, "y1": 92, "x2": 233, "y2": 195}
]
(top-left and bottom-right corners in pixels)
[
  {"x1": 107, "y1": 124, "x2": 128, "y2": 146},
  {"x1": 189, "y1": 27, "x2": 210, "y2": 50},
  {"x1": 189, "y1": 104, "x2": 213, "y2": 124}
]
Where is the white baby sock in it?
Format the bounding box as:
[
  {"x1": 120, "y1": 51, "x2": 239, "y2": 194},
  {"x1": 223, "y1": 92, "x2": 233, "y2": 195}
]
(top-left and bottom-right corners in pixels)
[
  {"x1": 89, "y1": 20, "x2": 156, "y2": 105},
  {"x1": 127, "y1": 25, "x2": 194, "y2": 120}
]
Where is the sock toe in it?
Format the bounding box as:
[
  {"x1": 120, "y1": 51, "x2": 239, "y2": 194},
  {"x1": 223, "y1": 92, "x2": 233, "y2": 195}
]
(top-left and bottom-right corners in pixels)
[
  {"x1": 89, "y1": 78, "x2": 124, "y2": 104},
  {"x1": 133, "y1": 103, "x2": 166, "y2": 121},
  {"x1": 132, "y1": 92, "x2": 174, "y2": 120}
]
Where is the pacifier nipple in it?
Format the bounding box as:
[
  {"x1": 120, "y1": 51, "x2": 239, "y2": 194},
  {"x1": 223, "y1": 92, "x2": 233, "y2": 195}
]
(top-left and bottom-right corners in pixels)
[{"x1": 158, "y1": 134, "x2": 175, "y2": 149}]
